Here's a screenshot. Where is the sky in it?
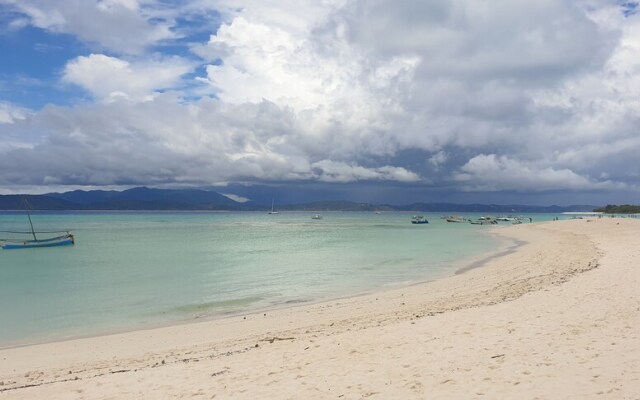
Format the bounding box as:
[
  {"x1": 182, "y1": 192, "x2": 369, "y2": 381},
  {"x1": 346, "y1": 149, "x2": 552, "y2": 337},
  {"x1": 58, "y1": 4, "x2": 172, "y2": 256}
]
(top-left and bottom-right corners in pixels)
[{"x1": 0, "y1": 0, "x2": 639, "y2": 205}]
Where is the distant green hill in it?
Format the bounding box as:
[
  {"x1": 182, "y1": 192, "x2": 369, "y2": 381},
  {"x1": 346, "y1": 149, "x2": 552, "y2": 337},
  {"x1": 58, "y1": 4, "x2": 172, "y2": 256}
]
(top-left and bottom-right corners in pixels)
[
  {"x1": 0, "y1": 195, "x2": 77, "y2": 210},
  {"x1": 0, "y1": 188, "x2": 253, "y2": 211},
  {"x1": 593, "y1": 204, "x2": 640, "y2": 214}
]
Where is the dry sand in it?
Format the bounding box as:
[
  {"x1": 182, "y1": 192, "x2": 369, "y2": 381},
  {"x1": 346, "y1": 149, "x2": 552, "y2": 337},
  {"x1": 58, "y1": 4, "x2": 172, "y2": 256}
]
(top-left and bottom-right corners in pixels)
[{"x1": 1, "y1": 218, "x2": 639, "y2": 399}]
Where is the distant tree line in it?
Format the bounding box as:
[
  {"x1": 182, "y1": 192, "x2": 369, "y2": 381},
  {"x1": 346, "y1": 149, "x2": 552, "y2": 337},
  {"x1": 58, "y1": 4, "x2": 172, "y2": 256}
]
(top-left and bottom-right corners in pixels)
[{"x1": 593, "y1": 204, "x2": 640, "y2": 214}]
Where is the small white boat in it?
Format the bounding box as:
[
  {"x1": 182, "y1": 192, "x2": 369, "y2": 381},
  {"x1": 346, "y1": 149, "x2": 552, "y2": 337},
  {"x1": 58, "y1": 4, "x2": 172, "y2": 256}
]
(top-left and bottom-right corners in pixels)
[
  {"x1": 469, "y1": 218, "x2": 497, "y2": 225},
  {"x1": 311, "y1": 214, "x2": 322, "y2": 220},
  {"x1": 267, "y1": 199, "x2": 279, "y2": 214}
]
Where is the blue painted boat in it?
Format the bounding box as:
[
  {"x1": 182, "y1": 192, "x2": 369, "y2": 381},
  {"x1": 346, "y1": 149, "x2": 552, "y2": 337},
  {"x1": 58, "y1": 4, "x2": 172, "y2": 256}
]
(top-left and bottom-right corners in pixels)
[
  {"x1": 0, "y1": 198, "x2": 75, "y2": 250},
  {"x1": 411, "y1": 215, "x2": 429, "y2": 224},
  {"x1": 2, "y1": 233, "x2": 75, "y2": 249}
]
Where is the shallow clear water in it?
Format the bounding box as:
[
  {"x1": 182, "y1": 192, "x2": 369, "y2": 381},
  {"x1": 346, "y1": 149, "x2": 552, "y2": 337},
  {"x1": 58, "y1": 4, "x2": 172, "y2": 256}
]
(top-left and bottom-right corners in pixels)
[{"x1": 0, "y1": 211, "x2": 561, "y2": 346}]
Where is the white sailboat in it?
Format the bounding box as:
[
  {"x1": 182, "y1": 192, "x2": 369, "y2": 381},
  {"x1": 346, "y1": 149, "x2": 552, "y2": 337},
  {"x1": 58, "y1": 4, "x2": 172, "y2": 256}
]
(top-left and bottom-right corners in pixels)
[{"x1": 267, "y1": 199, "x2": 279, "y2": 214}]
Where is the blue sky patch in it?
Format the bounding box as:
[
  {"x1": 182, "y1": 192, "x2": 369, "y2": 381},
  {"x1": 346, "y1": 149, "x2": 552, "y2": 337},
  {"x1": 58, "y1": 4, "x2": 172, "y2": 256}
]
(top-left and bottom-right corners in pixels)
[{"x1": 621, "y1": 1, "x2": 638, "y2": 17}]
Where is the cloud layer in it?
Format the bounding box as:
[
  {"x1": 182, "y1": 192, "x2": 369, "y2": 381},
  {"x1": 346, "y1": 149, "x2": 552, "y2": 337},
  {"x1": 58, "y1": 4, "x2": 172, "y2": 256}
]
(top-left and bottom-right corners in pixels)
[{"x1": 0, "y1": 0, "x2": 639, "y2": 200}]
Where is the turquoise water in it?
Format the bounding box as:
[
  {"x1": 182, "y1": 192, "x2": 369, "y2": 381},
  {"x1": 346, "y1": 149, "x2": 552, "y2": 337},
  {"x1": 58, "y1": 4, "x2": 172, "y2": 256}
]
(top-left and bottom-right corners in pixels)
[{"x1": 0, "y1": 212, "x2": 561, "y2": 346}]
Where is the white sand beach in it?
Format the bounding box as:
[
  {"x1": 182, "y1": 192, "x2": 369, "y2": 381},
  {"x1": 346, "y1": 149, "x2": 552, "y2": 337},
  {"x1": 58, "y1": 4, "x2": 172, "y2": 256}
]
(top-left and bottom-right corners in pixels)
[{"x1": 1, "y1": 218, "x2": 639, "y2": 399}]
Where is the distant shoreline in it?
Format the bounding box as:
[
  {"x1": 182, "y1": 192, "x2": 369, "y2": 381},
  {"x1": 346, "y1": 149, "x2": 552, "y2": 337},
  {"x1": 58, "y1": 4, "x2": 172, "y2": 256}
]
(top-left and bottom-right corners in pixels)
[{"x1": 0, "y1": 209, "x2": 606, "y2": 213}]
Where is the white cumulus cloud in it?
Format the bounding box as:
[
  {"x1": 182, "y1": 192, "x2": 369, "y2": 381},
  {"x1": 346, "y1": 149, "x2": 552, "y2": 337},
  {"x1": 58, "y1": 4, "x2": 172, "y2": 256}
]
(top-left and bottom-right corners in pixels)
[
  {"x1": 0, "y1": 102, "x2": 28, "y2": 124},
  {"x1": 454, "y1": 154, "x2": 627, "y2": 192},
  {"x1": 1, "y1": 0, "x2": 640, "y2": 201},
  {"x1": 63, "y1": 54, "x2": 194, "y2": 101},
  {"x1": 311, "y1": 160, "x2": 420, "y2": 183},
  {"x1": 1, "y1": 0, "x2": 176, "y2": 54}
]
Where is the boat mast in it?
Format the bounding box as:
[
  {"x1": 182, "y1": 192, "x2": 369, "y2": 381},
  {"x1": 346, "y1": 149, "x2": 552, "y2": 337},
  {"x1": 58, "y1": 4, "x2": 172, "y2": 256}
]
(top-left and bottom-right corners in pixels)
[{"x1": 23, "y1": 197, "x2": 37, "y2": 241}]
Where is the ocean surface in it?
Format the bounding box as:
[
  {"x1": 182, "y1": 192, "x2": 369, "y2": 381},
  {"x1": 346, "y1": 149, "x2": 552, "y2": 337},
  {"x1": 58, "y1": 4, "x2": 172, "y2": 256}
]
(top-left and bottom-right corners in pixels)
[{"x1": 0, "y1": 211, "x2": 562, "y2": 347}]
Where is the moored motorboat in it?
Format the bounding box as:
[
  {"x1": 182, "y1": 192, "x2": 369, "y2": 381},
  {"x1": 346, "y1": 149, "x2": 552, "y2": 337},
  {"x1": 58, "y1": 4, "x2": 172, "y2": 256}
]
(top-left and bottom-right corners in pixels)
[
  {"x1": 411, "y1": 215, "x2": 429, "y2": 224},
  {"x1": 469, "y1": 218, "x2": 497, "y2": 225}
]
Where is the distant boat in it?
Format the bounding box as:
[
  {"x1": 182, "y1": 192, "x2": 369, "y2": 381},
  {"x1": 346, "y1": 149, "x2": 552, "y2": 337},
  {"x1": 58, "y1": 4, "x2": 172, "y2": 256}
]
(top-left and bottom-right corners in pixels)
[
  {"x1": 311, "y1": 214, "x2": 322, "y2": 220},
  {"x1": 446, "y1": 215, "x2": 466, "y2": 223},
  {"x1": 411, "y1": 215, "x2": 429, "y2": 224},
  {"x1": 469, "y1": 218, "x2": 497, "y2": 225},
  {"x1": 1, "y1": 199, "x2": 74, "y2": 250},
  {"x1": 267, "y1": 199, "x2": 279, "y2": 215},
  {"x1": 496, "y1": 216, "x2": 522, "y2": 222}
]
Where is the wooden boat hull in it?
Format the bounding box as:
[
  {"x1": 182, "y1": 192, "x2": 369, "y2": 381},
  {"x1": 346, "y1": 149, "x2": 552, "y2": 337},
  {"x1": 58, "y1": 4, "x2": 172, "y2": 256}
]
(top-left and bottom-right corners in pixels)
[{"x1": 1, "y1": 234, "x2": 75, "y2": 250}]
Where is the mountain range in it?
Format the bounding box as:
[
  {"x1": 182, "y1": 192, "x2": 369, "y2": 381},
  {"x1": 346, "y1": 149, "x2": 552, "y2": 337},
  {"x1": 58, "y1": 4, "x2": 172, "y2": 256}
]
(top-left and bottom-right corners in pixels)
[{"x1": 0, "y1": 187, "x2": 598, "y2": 213}]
